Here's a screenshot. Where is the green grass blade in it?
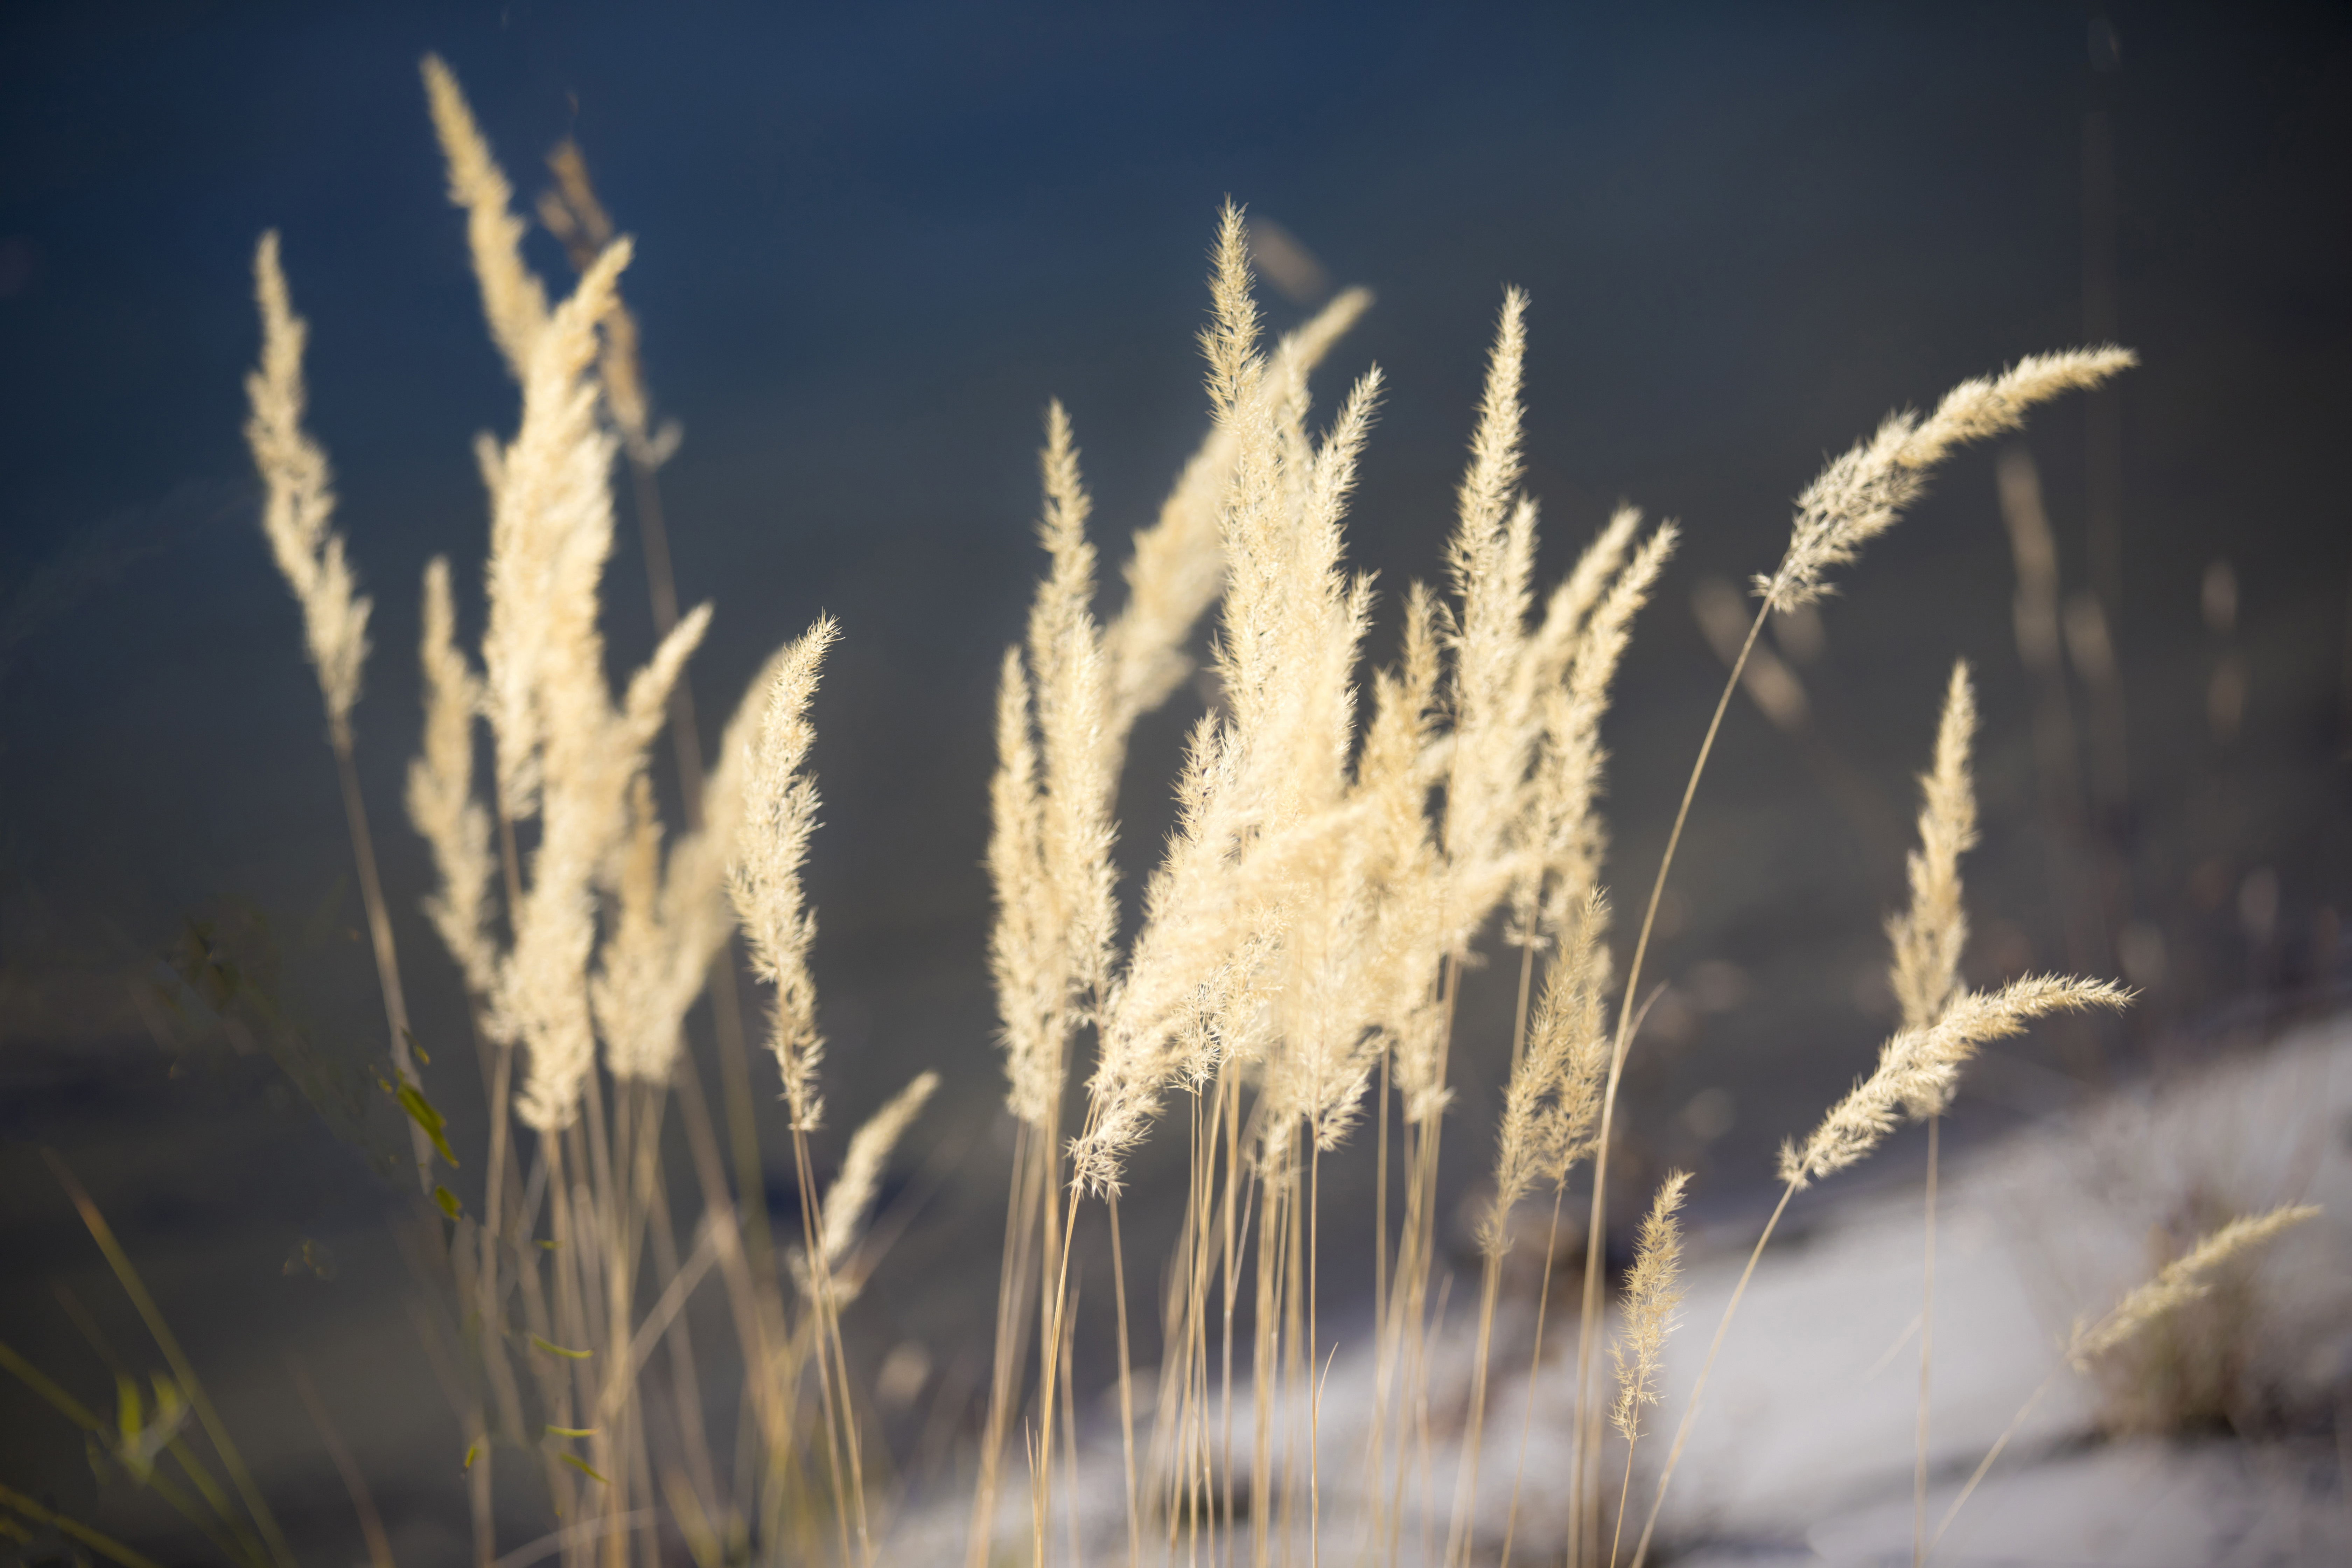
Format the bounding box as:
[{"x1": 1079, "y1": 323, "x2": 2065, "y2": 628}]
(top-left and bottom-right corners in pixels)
[
  {"x1": 42, "y1": 1150, "x2": 298, "y2": 1568},
  {"x1": 0, "y1": 1481, "x2": 168, "y2": 1568}
]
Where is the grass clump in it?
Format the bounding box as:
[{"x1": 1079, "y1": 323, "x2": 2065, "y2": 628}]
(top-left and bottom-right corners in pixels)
[{"x1": 2, "y1": 51, "x2": 2328, "y2": 1568}]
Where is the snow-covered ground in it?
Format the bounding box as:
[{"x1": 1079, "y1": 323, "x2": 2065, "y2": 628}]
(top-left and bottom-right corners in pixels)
[{"x1": 909, "y1": 1012, "x2": 2352, "y2": 1564}]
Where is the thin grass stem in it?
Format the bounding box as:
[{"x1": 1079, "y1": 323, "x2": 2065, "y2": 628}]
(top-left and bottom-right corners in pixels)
[
  {"x1": 1572, "y1": 603, "x2": 1766, "y2": 1553},
  {"x1": 1913, "y1": 1113, "x2": 1938, "y2": 1568},
  {"x1": 332, "y1": 731, "x2": 432, "y2": 1190},
  {"x1": 42, "y1": 1152, "x2": 297, "y2": 1568}
]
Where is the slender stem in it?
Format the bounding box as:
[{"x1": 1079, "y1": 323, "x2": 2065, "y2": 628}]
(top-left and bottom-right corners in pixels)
[
  {"x1": 1309, "y1": 1137, "x2": 1323, "y2": 1568},
  {"x1": 1495, "y1": 1183, "x2": 1566, "y2": 1568},
  {"x1": 1927, "y1": 1360, "x2": 2066, "y2": 1557},
  {"x1": 970, "y1": 1121, "x2": 1043, "y2": 1568},
  {"x1": 1628, "y1": 1178, "x2": 1796, "y2": 1568},
  {"x1": 42, "y1": 1153, "x2": 297, "y2": 1568},
  {"x1": 1109, "y1": 1191, "x2": 1143, "y2": 1568},
  {"x1": 0, "y1": 1482, "x2": 167, "y2": 1568},
  {"x1": 1034, "y1": 1180, "x2": 1085, "y2": 1568},
  {"x1": 1572, "y1": 604, "x2": 1767, "y2": 1550},
  {"x1": 791, "y1": 1127, "x2": 863, "y2": 1568},
  {"x1": 288, "y1": 1354, "x2": 395, "y2": 1568},
  {"x1": 625, "y1": 449, "x2": 777, "y2": 1325},
  {"x1": 1509, "y1": 942, "x2": 1536, "y2": 1071},
  {"x1": 331, "y1": 730, "x2": 432, "y2": 1190},
  {"x1": 1607, "y1": 1438, "x2": 1636, "y2": 1568},
  {"x1": 1913, "y1": 1114, "x2": 1938, "y2": 1568}
]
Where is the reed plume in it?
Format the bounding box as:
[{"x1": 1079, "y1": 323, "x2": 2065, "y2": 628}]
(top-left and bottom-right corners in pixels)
[
  {"x1": 1891, "y1": 661, "x2": 1976, "y2": 1565},
  {"x1": 1930, "y1": 1203, "x2": 2323, "y2": 1552},
  {"x1": 1611, "y1": 1171, "x2": 1690, "y2": 1443},
  {"x1": 2067, "y1": 1203, "x2": 2321, "y2": 1365},
  {"x1": 1759, "y1": 349, "x2": 2136, "y2": 614},
  {"x1": 1521, "y1": 518, "x2": 1677, "y2": 947},
  {"x1": 1103, "y1": 286, "x2": 1370, "y2": 741},
  {"x1": 245, "y1": 227, "x2": 432, "y2": 1185},
  {"x1": 988, "y1": 403, "x2": 1120, "y2": 1130},
  {"x1": 1604, "y1": 1173, "x2": 1690, "y2": 1568},
  {"x1": 538, "y1": 139, "x2": 678, "y2": 470},
  {"x1": 482, "y1": 239, "x2": 714, "y2": 1130},
  {"x1": 595, "y1": 647, "x2": 793, "y2": 1083},
  {"x1": 1778, "y1": 974, "x2": 2129, "y2": 1189},
  {"x1": 421, "y1": 54, "x2": 548, "y2": 378},
  {"x1": 406, "y1": 556, "x2": 498, "y2": 997},
  {"x1": 245, "y1": 231, "x2": 371, "y2": 744},
  {"x1": 812, "y1": 1071, "x2": 941, "y2": 1286},
  {"x1": 1483, "y1": 890, "x2": 1612, "y2": 1253},
  {"x1": 728, "y1": 616, "x2": 840, "y2": 1132},
  {"x1": 1889, "y1": 663, "x2": 1979, "y2": 1044}
]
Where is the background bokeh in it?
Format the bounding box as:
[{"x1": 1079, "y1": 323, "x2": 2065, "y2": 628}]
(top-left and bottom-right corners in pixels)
[{"x1": 3, "y1": 0, "x2": 2346, "y2": 1553}]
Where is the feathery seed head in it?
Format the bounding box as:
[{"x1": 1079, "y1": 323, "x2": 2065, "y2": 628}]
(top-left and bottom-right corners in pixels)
[
  {"x1": 1886, "y1": 662, "x2": 1978, "y2": 1052},
  {"x1": 1780, "y1": 974, "x2": 2131, "y2": 1187},
  {"x1": 245, "y1": 231, "x2": 372, "y2": 743},
  {"x1": 729, "y1": 616, "x2": 839, "y2": 1131},
  {"x1": 406, "y1": 556, "x2": 498, "y2": 997},
  {"x1": 2069, "y1": 1204, "x2": 2320, "y2": 1367},
  {"x1": 1611, "y1": 1170, "x2": 1692, "y2": 1441},
  {"x1": 814, "y1": 1071, "x2": 940, "y2": 1282},
  {"x1": 1760, "y1": 347, "x2": 2135, "y2": 612},
  {"x1": 421, "y1": 55, "x2": 550, "y2": 379}
]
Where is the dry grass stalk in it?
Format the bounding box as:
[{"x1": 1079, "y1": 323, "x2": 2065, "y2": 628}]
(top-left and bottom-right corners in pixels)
[
  {"x1": 1584, "y1": 348, "x2": 2130, "y2": 1556},
  {"x1": 477, "y1": 236, "x2": 715, "y2": 1132},
  {"x1": 537, "y1": 139, "x2": 678, "y2": 470},
  {"x1": 813, "y1": 1071, "x2": 940, "y2": 1286},
  {"x1": 421, "y1": 54, "x2": 549, "y2": 378},
  {"x1": 1778, "y1": 974, "x2": 2129, "y2": 1189},
  {"x1": 1484, "y1": 891, "x2": 1612, "y2": 1256},
  {"x1": 244, "y1": 229, "x2": 435, "y2": 1196},
  {"x1": 728, "y1": 616, "x2": 839, "y2": 1133},
  {"x1": 1888, "y1": 660, "x2": 1976, "y2": 1566},
  {"x1": 1610, "y1": 1172, "x2": 1691, "y2": 1444},
  {"x1": 245, "y1": 232, "x2": 371, "y2": 744},
  {"x1": 407, "y1": 557, "x2": 499, "y2": 997},
  {"x1": 2068, "y1": 1203, "x2": 2321, "y2": 1364},
  {"x1": 1889, "y1": 663, "x2": 1979, "y2": 1042},
  {"x1": 1759, "y1": 348, "x2": 2138, "y2": 614},
  {"x1": 1928, "y1": 1203, "x2": 2323, "y2": 1556},
  {"x1": 1601, "y1": 1172, "x2": 1689, "y2": 1568}
]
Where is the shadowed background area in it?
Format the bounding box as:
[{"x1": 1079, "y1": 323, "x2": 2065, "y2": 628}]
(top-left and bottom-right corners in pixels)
[{"x1": 2, "y1": 0, "x2": 2347, "y2": 1556}]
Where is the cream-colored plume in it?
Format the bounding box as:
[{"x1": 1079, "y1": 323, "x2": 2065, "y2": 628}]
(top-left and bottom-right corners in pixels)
[
  {"x1": 1484, "y1": 889, "x2": 1614, "y2": 1253},
  {"x1": 1102, "y1": 285, "x2": 1370, "y2": 740},
  {"x1": 1519, "y1": 517, "x2": 1677, "y2": 948},
  {"x1": 479, "y1": 238, "x2": 713, "y2": 1129},
  {"x1": 1887, "y1": 662, "x2": 1977, "y2": 1049},
  {"x1": 421, "y1": 55, "x2": 549, "y2": 379},
  {"x1": 1779, "y1": 974, "x2": 2130, "y2": 1188},
  {"x1": 245, "y1": 231, "x2": 371, "y2": 743},
  {"x1": 1435, "y1": 290, "x2": 1539, "y2": 948},
  {"x1": 595, "y1": 648, "x2": 792, "y2": 1083},
  {"x1": 1759, "y1": 348, "x2": 2135, "y2": 613},
  {"x1": 2067, "y1": 1204, "x2": 2320, "y2": 1366},
  {"x1": 1611, "y1": 1170, "x2": 1691, "y2": 1440},
  {"x1": 988, "y1": 403, "x2": 1120, "y2": 1130},
  {"x1": 538, "y1": 138, "x2": 678, "y2": 469},
  {"x1": 729, "y1": 616, "x2": 840, "y2": 1132},
  {"x1": 815, "y1": 1072, "x2": 940, "y2": 1278},
  {"x1": 406, "y1": 556, "x2": 498, "y2": 996}
]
